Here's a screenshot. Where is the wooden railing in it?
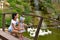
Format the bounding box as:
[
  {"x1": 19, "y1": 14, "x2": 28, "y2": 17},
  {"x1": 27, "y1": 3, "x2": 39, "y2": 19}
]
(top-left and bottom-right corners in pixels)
[{"x1": 0, "y1": 13, "x2": 60, "y2": 40}]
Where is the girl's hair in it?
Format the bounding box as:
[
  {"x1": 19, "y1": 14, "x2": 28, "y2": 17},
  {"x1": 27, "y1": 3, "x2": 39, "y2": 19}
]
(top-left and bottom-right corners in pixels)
[{"x1": 12, "y1": 13, "x2": 17, "y2": 19}]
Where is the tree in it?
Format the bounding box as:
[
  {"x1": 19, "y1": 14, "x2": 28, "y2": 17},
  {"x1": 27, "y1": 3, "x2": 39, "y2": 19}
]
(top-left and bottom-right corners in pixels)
[{"x1": 7, "y1": 0, "x2": 31, "y2": 14}]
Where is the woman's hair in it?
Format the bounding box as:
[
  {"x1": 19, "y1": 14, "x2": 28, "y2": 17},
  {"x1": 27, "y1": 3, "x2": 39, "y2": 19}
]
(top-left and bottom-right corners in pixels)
[{"x1": 12, "y1": 13, "x2": 17, "y2": 19}]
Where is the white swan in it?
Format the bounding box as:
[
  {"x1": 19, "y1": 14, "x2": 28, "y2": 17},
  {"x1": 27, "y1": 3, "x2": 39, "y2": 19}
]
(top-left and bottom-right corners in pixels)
[
  {"x1": 27, "y1": 28, "x2": 52, "y2": 37},
  {"x1": 27, "y1": 28, "x2": 32, "y2": 32},
  {"x1": 39, "y1": 29, "x2": 45, "y2": 36},
  {"x1": 47, "y1": 29, "x2": 52, "y2": 34},
  {"x1": 30, "y1": 31, "x2": 35, "y2": 37}
]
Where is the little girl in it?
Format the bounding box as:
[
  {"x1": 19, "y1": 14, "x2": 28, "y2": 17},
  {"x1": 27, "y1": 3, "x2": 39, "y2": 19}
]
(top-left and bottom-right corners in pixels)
[
  {"x1": 8, "y1": 13, "x2": 19, "y2": 36},
  {"x1": 18, "y1": 15, "x2": 27, "y2": 40}
]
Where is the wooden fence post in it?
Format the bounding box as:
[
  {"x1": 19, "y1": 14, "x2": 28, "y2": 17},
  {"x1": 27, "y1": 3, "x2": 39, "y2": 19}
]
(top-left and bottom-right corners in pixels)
[
  {"x1": 2, "y1": 14, "x2": 5, "y2": 31},
  {"x1": 34, "y1": 17, "x2": 43, "y2": 40}
]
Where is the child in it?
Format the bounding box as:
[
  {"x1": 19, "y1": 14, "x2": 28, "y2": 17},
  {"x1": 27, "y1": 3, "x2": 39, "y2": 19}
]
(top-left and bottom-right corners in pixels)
[
  {"x1": 18, "y1": 15, "x2": 27, "y2": 40},
  {"x1": 8, "y1": 13, "x2": 19, "y2": 36}
]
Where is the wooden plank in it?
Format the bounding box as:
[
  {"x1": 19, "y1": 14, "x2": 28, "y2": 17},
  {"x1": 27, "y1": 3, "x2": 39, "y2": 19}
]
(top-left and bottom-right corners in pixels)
[
  {"x1": 0, "y1": 35, "x2": 8, "y2": 40},
  {"x1": 0, "y1": 31, "x2": 18, "y2": 40}
]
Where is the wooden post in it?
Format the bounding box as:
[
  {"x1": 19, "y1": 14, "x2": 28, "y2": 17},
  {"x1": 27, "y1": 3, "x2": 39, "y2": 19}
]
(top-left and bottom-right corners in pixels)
[
  {"x1": 34, "y1": 17, "x2": 43, "y2": 40},
  {"x1": 2, "y1": 14, "x2": 5, "y2": 31}
]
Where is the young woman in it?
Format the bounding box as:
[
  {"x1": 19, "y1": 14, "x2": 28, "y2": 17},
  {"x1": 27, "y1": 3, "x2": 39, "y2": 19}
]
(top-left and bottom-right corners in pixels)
[{"x1": 8, "y1": 13, "x2": 19, "y2": 36}]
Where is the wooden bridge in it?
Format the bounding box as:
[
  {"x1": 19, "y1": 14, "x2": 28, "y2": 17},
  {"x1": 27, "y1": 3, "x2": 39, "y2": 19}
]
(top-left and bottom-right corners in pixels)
[
  {"x1": 0, "y1": 30, "x2": 31, "y2": 40},
  {"x1": 0, "y1": 30, "x2": 18, "y2": 40},
  {"x1": 0, "y1": 13, "x2": 60, "y2": 40}
]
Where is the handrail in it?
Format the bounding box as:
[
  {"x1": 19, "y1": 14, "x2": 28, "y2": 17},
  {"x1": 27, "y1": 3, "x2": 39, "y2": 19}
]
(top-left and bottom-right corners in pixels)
[
  {"x1": 0, "y1": 13, "x2": 60, "y2": 23},
  {"x1": 0, "y1": 13, "x2": 60, "y2": 40}
]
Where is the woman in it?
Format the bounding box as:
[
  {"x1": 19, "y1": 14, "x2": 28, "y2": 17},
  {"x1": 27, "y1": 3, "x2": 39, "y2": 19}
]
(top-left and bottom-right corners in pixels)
[{"x1": 8, "y1": 13, "x2": 19, "y2": 36}]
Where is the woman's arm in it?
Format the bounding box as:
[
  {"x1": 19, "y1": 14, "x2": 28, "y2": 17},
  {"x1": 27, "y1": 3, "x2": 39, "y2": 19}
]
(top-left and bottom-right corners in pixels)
[
  {"x1": 18, "y1": 22, "x2": 24, "y2": 30},
  {"x1": 12, "y1": 23, "x2": 18, "y2": 30},
  {"x1": 18, "y1": 22, "x2": 20, "y2": 30}
]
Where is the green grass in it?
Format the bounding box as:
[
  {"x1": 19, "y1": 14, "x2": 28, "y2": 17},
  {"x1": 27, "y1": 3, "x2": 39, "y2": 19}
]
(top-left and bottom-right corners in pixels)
[{"x1": 23, "y1": 27, "x2": 60, "y2": 40}]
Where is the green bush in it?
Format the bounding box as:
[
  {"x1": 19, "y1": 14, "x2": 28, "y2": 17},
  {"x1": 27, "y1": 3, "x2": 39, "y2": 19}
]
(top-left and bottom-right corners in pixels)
[
  {"x1": 0, "y1": 10, "x2": 2, "y2": 28},
  {"x1": 0, "y1": 15, "x2": 2, "y2": 28},
  {"x1": 5, "y1": 16, "x2": 11, "y2": 27},
  {"x1": 25, "y1": 16, "x2": 32, "y2": 24}
]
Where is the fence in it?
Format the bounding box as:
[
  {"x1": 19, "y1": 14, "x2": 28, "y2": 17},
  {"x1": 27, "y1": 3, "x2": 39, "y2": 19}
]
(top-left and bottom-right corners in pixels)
[{"x1": 0, "y1": 13, "x2": 60, "y2": 40}]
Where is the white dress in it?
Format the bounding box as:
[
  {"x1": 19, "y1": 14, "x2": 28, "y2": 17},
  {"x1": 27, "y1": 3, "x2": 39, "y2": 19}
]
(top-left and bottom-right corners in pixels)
[
  {"x1": 8, "y1": 19, "x2": 16, "y2": 32},
  {"x1": 19, "y1": 22, "x2": 25, "y2": 33}
]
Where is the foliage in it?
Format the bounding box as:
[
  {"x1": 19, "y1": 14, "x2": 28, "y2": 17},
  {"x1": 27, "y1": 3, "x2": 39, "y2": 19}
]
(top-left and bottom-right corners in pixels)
[
  {"x1": 0, "y1": 15, "x2": 2, "y2": 28},
  {"x1": 25, "y1": 16, "x2": 32, "y2": 24},
  {"x1": 0, "y1": 10, "x2": 2, "y2": 28},
  {"x1": 0, "y1": 10, "x2": 2, "y2": 13},
  {"x1": 3, "y1": 0, "x2": 60, "y2": 27},
  {"x1": 38, "y1": 0, "x2": 60, "y2": 25},
  {"x1": 7, "y1": 0, "x2": 31, "y2": 14},
  {"x1": 5, "y1": 16, "x2": 11, "y2": 27}
]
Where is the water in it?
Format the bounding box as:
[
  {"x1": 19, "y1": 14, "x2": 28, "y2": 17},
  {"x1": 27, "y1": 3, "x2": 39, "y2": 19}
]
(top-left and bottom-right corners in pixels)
[
  {"x1": 34, "y1": 0, "x2": 40, "y2": 16},
  {"x1": 34, "y1": 0, "x2": 47, "y2": 29},
  {"x1": 34, "y1": 0, "x2": 39, "y2": 10}
]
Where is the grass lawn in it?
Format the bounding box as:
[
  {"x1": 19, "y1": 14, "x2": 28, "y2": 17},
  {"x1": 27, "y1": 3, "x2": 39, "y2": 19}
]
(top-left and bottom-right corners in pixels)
[{"x1": 23, "y1": 27, "x2": 60, "y2": 40}]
